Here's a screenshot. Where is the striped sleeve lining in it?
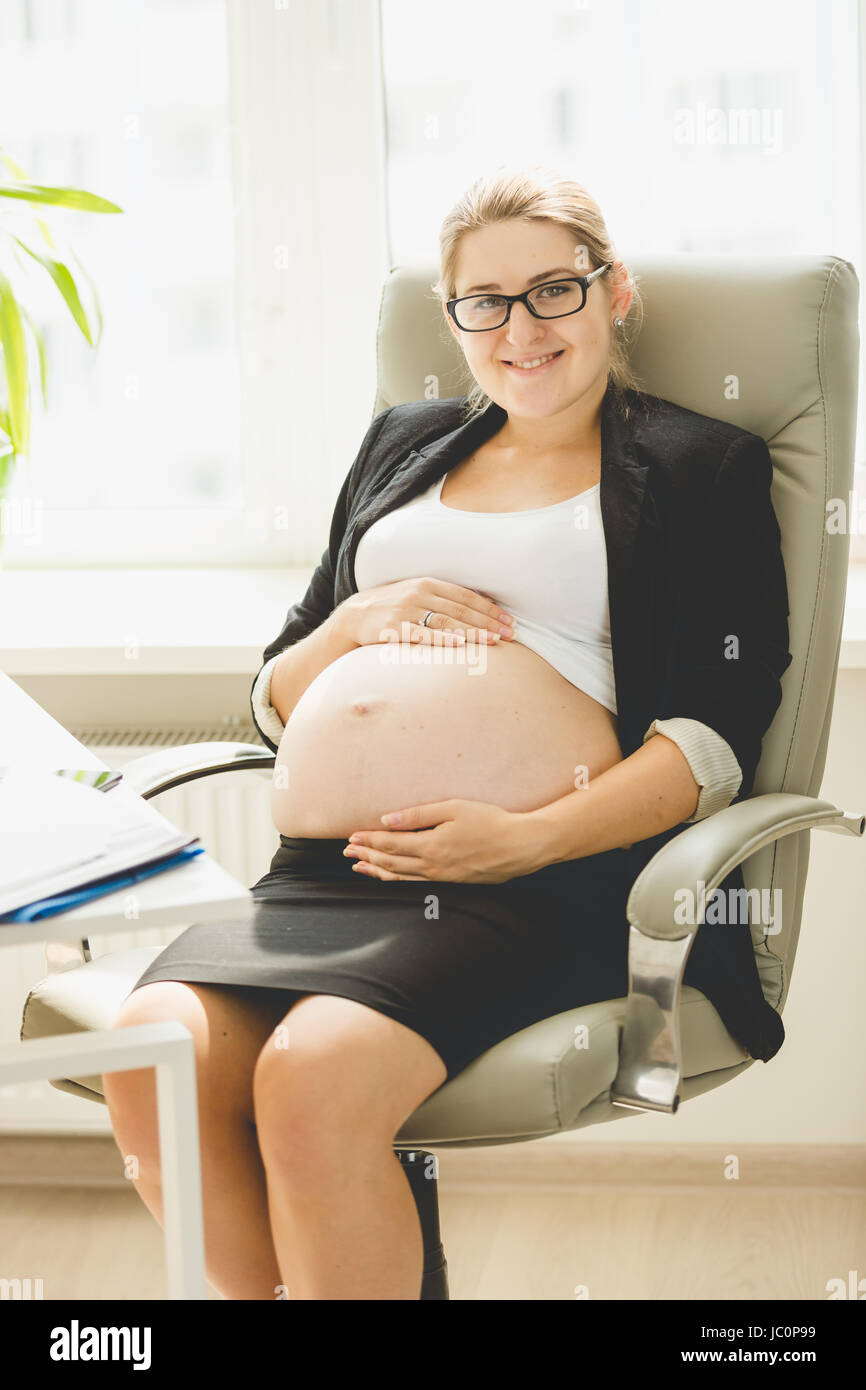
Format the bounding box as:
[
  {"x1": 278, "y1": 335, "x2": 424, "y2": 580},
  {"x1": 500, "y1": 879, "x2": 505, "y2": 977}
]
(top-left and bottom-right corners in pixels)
[
  {"x1": 643, "y1": 717, "x2": 743, "y2": 822},
  {"x1": 251, "y1": 653, "x2": 287, "y2": 748}
]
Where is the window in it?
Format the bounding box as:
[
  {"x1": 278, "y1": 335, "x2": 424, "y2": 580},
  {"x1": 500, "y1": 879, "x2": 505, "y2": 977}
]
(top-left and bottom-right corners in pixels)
[
  {"x1": 1, "y1": 0, "x2": 242, "y2": 565},
  {"x1": 2, "y1": 0, "x2": 389, "y2": 571}
]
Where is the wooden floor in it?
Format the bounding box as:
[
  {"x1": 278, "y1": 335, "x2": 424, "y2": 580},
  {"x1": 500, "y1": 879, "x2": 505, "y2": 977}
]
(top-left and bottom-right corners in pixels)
[{"x1": 1, "y1": 1182, "x2": 863, "y2": 1300}]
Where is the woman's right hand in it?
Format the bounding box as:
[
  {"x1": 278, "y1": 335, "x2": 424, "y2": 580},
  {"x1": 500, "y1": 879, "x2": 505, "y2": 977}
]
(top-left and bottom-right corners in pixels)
[{"x1": 333, "y1": 577, "x2": 515, "y2": 649}]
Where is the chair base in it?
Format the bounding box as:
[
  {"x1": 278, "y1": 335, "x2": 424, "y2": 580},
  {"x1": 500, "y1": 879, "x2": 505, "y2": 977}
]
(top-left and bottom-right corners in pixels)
[
  {"x1": 395, "y1": 1148, "x2": 449, "y2": 1300},
  {"x1": 421, "y1": 1254, "x2": 449, "y2": 1301}
]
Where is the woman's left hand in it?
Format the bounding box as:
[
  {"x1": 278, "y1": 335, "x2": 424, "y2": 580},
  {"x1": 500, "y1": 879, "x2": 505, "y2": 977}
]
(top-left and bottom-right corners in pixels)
[{"x1": 343, "y1": 799, "x2": 547, "y2": 884}]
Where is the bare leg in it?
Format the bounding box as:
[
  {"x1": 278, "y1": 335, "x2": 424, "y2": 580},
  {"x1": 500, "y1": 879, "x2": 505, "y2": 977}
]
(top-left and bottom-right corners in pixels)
[
  {"x1": 253, "y1": 994, "x2": 448, "y2": 1300},
  {"x1": 104, "y1": 981, "x2": 293, "y2": 1301}
]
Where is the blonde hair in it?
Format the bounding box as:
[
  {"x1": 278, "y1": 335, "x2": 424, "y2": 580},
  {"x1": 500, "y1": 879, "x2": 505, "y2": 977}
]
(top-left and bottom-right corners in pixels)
[{"x1": 431, "y1": 163, "x2": 649, "y2": 420}]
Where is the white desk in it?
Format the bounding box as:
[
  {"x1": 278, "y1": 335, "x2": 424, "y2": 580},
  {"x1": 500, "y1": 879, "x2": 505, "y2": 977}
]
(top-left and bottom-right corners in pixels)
[{"x1": 0, "y1": 671, "x2": 255, "y2": 1299}]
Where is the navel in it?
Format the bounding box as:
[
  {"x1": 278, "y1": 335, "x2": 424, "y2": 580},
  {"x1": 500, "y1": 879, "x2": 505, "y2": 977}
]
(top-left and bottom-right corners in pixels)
[{"x1": 347, "y1": 694, "x2": 387, "y2": 717}]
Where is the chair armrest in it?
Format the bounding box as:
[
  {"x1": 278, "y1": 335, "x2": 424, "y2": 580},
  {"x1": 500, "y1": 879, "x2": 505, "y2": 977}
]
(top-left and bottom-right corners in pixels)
[
  {"x1": 44, "y1": 741, "x2": 276, "y2": 972},
  {"x1": 120, "y1": 741, "x2": 276, "y2": 800},
  {"x1": 610, "y1": 793, "x2": 865, "y2": 1116}
]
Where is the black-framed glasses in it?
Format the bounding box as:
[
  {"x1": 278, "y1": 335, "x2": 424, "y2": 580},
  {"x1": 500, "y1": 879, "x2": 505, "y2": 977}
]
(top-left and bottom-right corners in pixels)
[{"x1": 446, "y1": 262, "x2": 612, "y2": 332}]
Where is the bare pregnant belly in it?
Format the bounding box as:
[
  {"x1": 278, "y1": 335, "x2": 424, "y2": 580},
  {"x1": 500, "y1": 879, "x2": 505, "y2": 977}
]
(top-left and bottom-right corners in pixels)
[{"x1": 270, "y1": 638, "x2": 624, "y2": 838}]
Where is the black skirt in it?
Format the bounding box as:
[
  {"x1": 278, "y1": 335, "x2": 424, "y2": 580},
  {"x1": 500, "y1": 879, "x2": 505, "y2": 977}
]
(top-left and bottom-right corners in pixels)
[{"x1": 128, "y1": 834, "x2": 783, "y2": 1082}]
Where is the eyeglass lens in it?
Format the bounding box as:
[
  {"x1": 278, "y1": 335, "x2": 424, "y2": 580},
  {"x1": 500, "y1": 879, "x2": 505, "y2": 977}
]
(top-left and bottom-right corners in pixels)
[{"x1": 455, "y1": 280, "x2": 584, "y2": 329}]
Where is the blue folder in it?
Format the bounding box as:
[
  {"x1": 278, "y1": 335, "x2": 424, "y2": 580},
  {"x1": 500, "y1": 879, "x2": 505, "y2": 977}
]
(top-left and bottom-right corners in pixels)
[{"x1": 0, "y1": 844, "x2": 206, "y2": 923}]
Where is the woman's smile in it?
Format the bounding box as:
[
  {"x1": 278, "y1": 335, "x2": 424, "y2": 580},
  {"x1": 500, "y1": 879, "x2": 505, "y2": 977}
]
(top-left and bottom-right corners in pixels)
[{"x1": 501, "y1": 348, "x2": 565, "y2": 375}]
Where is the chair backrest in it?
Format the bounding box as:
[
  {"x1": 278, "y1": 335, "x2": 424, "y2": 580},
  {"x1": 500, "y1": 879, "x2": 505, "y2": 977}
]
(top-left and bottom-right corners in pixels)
[{"x1": 372, "y1": 254, "x2": 860, "y2": 1012}]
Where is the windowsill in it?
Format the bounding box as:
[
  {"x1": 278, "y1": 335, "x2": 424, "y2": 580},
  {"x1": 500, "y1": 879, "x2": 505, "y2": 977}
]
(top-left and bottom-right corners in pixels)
[
  {"x1": 1, "y1": 567, "x2": 314, "y2": 676},
  {"x1": 3, "y1": 563, "x2": 866, "y2": 675}
]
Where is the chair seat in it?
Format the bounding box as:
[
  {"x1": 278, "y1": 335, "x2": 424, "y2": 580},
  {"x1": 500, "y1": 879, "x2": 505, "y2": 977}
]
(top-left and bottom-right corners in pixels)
[{"x1": 20, "y1": 947, "x2": 752, "y2": 1144}]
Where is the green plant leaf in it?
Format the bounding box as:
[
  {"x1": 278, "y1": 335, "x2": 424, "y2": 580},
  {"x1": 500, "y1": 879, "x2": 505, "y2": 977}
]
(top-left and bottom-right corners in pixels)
[
  {"x1": 33, "y1": 214, "x2": 57, "y2": 251},
  {"x1": 0, "y1": 446, "x2": 14, "y2": 502},
  {"x1": 13, "y1": 236, "x2": 95, "y2": 345},
  {"x1": 67, "y1": 247, "x2": 104, "y2": 348},
  {"x1": 0, "y1": 409, "x2": 12, "y2": 472},
  {"x1": 17, "y1": 304, "x2": 47, "y2": 407},
  {"x1": 0, "y1": 267, "x2": 30, "y2": 456},
  {"x1": 0, "y1": 398, "x2": 14, "y2": 500},
  {"x1": 0, "y1": 152, "x2": 61, "y2": 250},
  {"x1": 0, "y1": 148, "x2": 30, "y2": 182},
  {"x1": 0, "y1": 183, "x2": 122, "y2": 213}
]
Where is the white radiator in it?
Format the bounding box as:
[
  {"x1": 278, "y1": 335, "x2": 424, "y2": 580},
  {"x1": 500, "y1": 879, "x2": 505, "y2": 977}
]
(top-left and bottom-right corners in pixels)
[{"x1": 1, "y1": 724, "x2": 280, "y2": 1133}]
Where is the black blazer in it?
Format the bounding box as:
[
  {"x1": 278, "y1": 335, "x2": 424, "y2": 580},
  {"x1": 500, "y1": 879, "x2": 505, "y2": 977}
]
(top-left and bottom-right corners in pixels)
[
  {"x1": 250, "y1": 380, "x2": 794, "y2": 1062},
  {"x1": 252, "y1": 380, "x2": 792, "y2": 798}
]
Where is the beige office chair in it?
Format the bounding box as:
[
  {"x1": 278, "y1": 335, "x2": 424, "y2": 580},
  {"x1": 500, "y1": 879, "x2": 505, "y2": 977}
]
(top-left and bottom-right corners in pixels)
[{"x1": 21, "y1": 253, "x2": 864, "y2": 1299}]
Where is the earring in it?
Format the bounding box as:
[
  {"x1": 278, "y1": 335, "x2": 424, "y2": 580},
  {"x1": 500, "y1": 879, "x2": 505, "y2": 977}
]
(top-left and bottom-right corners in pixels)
[{"x1": 613, "y1": 316, "x2": 624, "y2": 328}]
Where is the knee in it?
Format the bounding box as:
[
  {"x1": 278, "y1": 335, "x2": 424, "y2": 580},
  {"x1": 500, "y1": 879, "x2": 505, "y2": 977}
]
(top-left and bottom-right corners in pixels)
[
  {"x1": 104, "y1": 985, "x2": 181, "y2": 1095},
  {"x1": 254, "y1": 1039, "x2": 346, "y2": 1167},
  {"x1": 103, "y1": 989, "x2": 160, "y2": 1102},
  {"x1": 103, "y1": 985, "x2": 196, "y2": 1165},
  {"x1": 252, "y1": 997, "x2": 445, "y2": 1177},
  {"x1": 110, "y1": 981, "x2": 193, "y2": 1033},
  {"x1": 252, "y1": 1030, "x2": 364, "y2": 1175}
]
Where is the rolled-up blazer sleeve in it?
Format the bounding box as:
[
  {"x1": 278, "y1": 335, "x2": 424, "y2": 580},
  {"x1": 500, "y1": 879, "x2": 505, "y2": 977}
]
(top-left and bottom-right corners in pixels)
[
  {"x1": 663, "y1": 431, "x2": 793, "y2": 800},
  {"x1": 250, "y1": 653, "x2": 288, "y2": 750},
  {"x1": 642, "y1": 715, "x2": 743, "y2": 821},
  {"x1": 249, "y1": 405, "x2": 394, "y2": 750}
]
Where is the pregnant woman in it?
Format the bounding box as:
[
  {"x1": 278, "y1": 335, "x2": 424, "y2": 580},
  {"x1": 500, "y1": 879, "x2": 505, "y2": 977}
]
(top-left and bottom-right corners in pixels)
[{"x1": 105, "y1": 166, "x2": 792, "y2": 1301}]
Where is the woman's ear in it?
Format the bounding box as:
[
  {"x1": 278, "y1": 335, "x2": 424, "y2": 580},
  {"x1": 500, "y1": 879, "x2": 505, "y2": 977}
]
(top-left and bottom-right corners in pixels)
[
  {"x1": 609, "y1": 261, "x2": 634, "y2": 321},
  {"x1": 441, "y1": 298, "x2": 462, "y2": 345}
]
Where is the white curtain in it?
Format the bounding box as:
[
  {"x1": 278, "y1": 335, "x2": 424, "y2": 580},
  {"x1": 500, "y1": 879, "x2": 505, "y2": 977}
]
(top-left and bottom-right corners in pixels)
[{"x1": 225, "y1": 0, "x2": 391, "y2": 566}]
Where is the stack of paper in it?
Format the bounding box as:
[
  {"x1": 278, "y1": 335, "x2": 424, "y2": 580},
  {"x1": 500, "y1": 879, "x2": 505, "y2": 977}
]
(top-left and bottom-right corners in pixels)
[{"x1": 0, "y1": 770, "x2": 201, "y2": 920}]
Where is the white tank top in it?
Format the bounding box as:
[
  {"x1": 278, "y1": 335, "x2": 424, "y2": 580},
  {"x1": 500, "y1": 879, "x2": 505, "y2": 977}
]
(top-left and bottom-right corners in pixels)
[{"x1": 353, "y1": 470, "x2": 616, "y2": 715}]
